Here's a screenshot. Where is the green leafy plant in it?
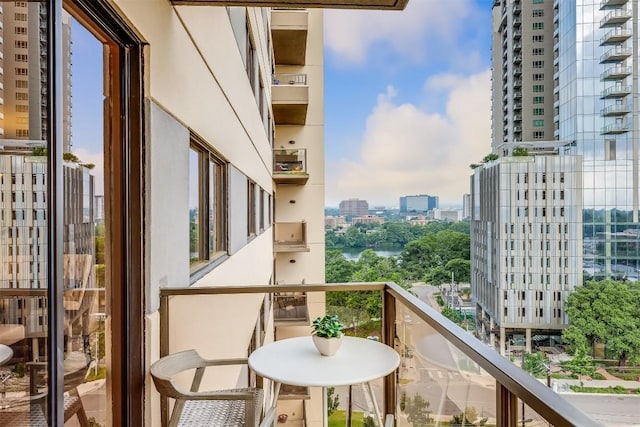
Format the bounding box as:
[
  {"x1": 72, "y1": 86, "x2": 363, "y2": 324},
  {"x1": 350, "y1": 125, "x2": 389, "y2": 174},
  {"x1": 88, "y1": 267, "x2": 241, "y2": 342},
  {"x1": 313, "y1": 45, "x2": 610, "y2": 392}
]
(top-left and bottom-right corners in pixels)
[{"x1": 312, "y1": 315, "x2": 343, "y2": 338}]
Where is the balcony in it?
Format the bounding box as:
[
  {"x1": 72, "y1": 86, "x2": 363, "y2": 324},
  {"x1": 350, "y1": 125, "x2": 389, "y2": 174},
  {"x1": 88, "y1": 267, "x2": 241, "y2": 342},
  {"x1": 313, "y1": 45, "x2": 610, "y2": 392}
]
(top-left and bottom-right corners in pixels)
[
  {"x1": 513, "y1": 29, "x2": 522, "y2": 39},
  {"x1": 600, "y1": 28, "x2": 632, "y2": 45},
  {"x1": 512, "y1": 54, "x2": 522, "y2": 64},
  {"x1": 513, "y1": 66, "x2": 522, "y2": 75},
  {"x1": 600, "y1": 84, "x2": 631, "y2": 98},
  {"x1": 271, "y1": 9, "x2": 308, "y2": 65},
  {"x1": 169, "y1": 0, "x2": 409, "y2": 9},
  {"x1": 274, "y1": 221, "x2": 309, "y2": 252},
  {"x1": 600, "y1": 65, "x2": 632, "y2": 80},
  {"x1": 158, "y1": 283, "x2": 601, "y2": 427},
  {"x1": 601, "y1": 103, "x2": 631, "y2": 116},
  {"x1": 602, "y1": 122, "x2": 630, "y2": 134},
  {"x1": 600, "y1": 0, "x2": 628, "y2": 9},
  {"x1": 513, "y1": 42, "x2": 522, "y2": 51},
  {"x1": 600, "y1": 47, "x2": 632, "y2": 63},
  {"x1": 512, "y1": 17, "x2": 522, "y2": 27},
  {"x1": 513, "y1": 102, "x2": 522, "y2": 110},
  {"x1": 273, "y1": 148, "x2": 308, "y2": 185},
  {"x1": 513, "y1": 79, "x2": 522, "y2": 88},
  {"x1": 600, "y1": 8, "x2": 631, "y2": 27},
  {"x1": 272, "y1": 74, "x2": 309, "y2": 125},
  {"x1": 274, "y1": 292, "x2": 309, "y2": 325}
]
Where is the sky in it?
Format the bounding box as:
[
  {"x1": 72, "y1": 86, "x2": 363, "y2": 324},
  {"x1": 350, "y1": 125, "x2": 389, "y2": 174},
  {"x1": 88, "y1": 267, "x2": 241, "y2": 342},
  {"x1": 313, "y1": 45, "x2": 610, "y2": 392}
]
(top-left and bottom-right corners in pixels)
[{"x1": 323, "y1": 0, "x2": 494, "y2": 208}]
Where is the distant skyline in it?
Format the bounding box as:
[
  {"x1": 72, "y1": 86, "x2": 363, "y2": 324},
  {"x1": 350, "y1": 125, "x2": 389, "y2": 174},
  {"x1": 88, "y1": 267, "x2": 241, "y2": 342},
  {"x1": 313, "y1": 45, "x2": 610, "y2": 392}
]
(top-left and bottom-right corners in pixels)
[{"x1": 324, "y1": 0, "x2": 493, "y2": 207}]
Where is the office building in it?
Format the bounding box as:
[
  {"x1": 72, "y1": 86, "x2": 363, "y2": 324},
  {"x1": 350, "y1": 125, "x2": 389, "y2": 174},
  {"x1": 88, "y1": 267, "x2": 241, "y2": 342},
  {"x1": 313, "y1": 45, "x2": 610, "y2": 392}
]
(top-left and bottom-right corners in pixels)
[
  {"x1": 471, "y1": 149, "x2": 582, "y2": 354},
  {"x1": 463, "y1": 193, "x2": 471, "y2": 219},
  {"x1": 339, "y1": 198, "x2": 369, "y2": 216},
  {"x1": 480, "y1": 0, "x2": 640, "y2": 354},
  {"x1": 433, "y1": 208, "x2": 463, "y2": 222},
  {"x1": 399, "y1": 194, "x2": 438, "y2": 213}
]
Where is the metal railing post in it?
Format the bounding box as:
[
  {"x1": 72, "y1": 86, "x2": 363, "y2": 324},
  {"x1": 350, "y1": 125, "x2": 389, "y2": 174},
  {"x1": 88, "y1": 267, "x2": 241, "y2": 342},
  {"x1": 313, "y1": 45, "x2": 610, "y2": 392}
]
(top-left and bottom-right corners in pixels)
[
  {"x1": 382, "y1": 287, "x2": 396, "y2": 420},
  {"x1": 497, "y1": 382, "x2": 518, "y2": 427}
]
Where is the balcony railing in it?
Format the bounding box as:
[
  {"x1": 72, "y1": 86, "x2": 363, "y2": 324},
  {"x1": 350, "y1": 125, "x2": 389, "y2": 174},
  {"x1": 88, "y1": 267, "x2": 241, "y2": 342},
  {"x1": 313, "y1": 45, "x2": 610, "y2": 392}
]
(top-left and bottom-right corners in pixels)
[
  {"x1": 600, "y1": 65, "x2": 632, "y2": 80},
  {"x1": 602, "y1": 122, "x2": 630, "y2": 134},
  {"x1": 600, "y1": 103, "x2": 631, "y2": 116},
  {"x1": 272, "y1": 74, "x2": 309, "y2": 125},
  {"x1": 274, "y1": 221, "x2": 308, "y2": 252},
  {"x1": 600, "y1": 28, "x2": 632, "y2": 45},
  {"x1": 600, "y1": 47, "x2": 632, "y2": 63},
  {"x1": 600, "y1": 8, "x2": 631, "y2": 27},
  {"x1": 600, "y1": 0, "x2": 628, "y2": 10},
  {"x1": 158, "y1": 283, "x2": 602, "y2": 427},
  {"x1": 273, "y1": 292, "x2": 309, "y2": 325},
  {"x1": 600, "y1": 84, "x2": 631, "y2": 98},
  {"x1": 273, "y1": 148, "x2": 308, "y2": 185}
]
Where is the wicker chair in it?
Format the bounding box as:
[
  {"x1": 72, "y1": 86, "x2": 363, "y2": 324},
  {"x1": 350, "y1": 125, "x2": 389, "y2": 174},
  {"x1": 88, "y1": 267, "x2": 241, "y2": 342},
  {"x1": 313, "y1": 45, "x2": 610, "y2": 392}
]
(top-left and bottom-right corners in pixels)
[{"x1": 151, "y1": 349, "x2": 265, "y2": 427}]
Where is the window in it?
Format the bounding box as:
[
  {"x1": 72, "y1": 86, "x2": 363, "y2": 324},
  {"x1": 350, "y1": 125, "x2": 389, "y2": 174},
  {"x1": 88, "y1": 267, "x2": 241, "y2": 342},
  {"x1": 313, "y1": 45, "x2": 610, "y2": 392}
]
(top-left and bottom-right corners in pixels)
[
  {"x1": 533, "y1": 119, "x2": 544, "y2": 127},
  {"x1": 16, "y1": 80, "x2": 28, "y2": 88},
  {"x1": 189, "y1": 138, "x2": 228, "y2": 267},
  {"x1": 533, "y1": 48, "x2": 544, "y2": 56},
  {"x1": 16, "y1": 92, "x2": 28, "y2": 101},
  {"x1": 15, "y1": 12, "x2": 27, "y2": 21},
  {"x1": 15, "y1": 54, "x2": 28, "y2": 62},
  {"x1": 15, "y1": 68, "x2": 28, "y2": 76},
  {"x1": 16, "y1": 105, "x2": 29, "y2": 112},
  {"x1": 533, "y1": 84, "x2": 544, "y2": 92},
  {"x1": 15, "y1": 40, "x2": 28, "y2": 49},
  {"x1": 533, "y1": 96, "x2": 544, "y2": 103},
  {"x1": 248, "y1": 181, "x2": 256, "y2": 236},
  {"x1": 533, "y1": 108, "x2": 544, "y2": 115},
  {"x1": 533, "y1": 73, "x2": 544, "y2": 80},
  {"x1": 533, "y1": 131, "x2": 544, "y2": 138},
  {"x1": 532, "y1": 9, "x2": 544, "y2": 17},
  {"x1": 533, "y1": 22, "x2": 544, "y2": 30},
  {"x1": 15, "y1": 26, "x2": 27, "y2": 35},
  {"x1": 533, "y1": 60, "x2": 544, "y2": 68},
  {"x1": 533, "y1": 0, "x2": 543, "y2": 3},
  {"x1": 533, "y1": 35, "x2": 544, "y2": 43},
  {"x1": 16, "y1": 129, "x2": 29, "y2": 137}
]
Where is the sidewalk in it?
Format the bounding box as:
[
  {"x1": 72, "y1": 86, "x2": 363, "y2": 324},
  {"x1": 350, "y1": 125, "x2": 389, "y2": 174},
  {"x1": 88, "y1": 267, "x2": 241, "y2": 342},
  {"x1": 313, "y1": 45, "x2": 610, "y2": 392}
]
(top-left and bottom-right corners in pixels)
[{"x1": 554, "y1": 378, "x2": 640, "y2": 395}]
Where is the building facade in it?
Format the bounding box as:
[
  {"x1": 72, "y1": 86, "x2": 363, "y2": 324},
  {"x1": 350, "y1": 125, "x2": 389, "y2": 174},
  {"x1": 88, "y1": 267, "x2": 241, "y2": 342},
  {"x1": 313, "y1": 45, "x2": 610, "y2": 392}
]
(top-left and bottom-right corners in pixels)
[
  {"x1": 399, "y1": 194, "x2": 438, "y2": 213},
  {"x1": 471, "y1": 154, "x2": 583, "y2": 355},
  {"x1": 339, "y1": 198, "x2": 369, "y2": 216}
]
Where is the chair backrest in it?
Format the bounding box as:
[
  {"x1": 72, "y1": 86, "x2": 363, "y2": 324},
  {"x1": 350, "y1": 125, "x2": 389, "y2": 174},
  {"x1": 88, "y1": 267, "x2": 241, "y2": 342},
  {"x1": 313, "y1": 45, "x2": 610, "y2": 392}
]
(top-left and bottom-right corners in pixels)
[{"x1": 150, "y1": 349, "x2": 205, "y2": 399}]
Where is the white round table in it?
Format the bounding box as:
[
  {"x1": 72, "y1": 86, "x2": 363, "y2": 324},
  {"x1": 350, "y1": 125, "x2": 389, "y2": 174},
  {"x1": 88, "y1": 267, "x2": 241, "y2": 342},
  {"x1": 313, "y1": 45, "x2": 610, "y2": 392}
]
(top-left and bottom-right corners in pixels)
[
  {"x1": 249, "y1": 336, "x2": 399, "y2": 426},
  {"x1": 0, "y1": 344, "x2": 13, "y2": 365}
]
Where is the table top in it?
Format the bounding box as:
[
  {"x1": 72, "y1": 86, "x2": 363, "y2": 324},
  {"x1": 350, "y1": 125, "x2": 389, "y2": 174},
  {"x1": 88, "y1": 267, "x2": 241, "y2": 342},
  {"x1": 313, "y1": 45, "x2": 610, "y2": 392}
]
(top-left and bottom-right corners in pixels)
[
  {"x1": 248, "y1": 336, "x2": 400, "y2": 387},
  {"x1": 0, "y1": 344, "x2": 13, "y2": 365}
]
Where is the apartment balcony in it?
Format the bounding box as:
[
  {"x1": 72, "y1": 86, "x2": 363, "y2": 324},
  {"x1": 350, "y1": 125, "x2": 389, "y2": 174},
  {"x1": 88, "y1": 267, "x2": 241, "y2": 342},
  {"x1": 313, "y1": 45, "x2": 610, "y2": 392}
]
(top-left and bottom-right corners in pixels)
[
  {"x1": 512, "y1": 2, "x2": 521, "y2": 14},
  {"x1": 600, "y1": 0, "x2": 628, "y2": 9},
  {"x1": 513, "y1": 102, "x2": 522, "y2": 110},
  {"x1": 273, "y1": 292, "x2": 309, "y2": 325},
  {"x1": 602, "y1": 122, "x2": 630, "y2": 134},
  {"x1": 600, "y1": 8, "x2": 631, "y2": 27},
  {"x1": 600, "y1": 28, "x2": 632, "y2": 45},
  {"x1": 514, "y1": 125, "x2": 522, "y2": 133},
  {"x1": 512, "y1": 17, "x2": 522, "y2": 27},
  {"x1": 513, "y1": 29, "x2": 522, "y2": 39},
  {"x1": 169, "y1": 0, "x2": 409, "y2": 9},
  {"x1": 600, "y1": 65, "x2": 632, "y2": 80},
  {"x1": 272, "y1": 74, "x2": 308, "y2": 125},
  {"x1": 600, "y1": 47, "x2": 632, "y2": 63},
  {"x1": 158, "y1": 283, "x2": 601, "y2": 427},
  {"x1": 513, "y1": 114, "x2": 522, "y2": 122},
  {"x1": 513, "y1": 66, "x2": 522, "y2": 75},
  {"x1": 513, "y1": 42, "x2": 522, "y2": 51},
  {"x1": 274, "y1": 221, "x2": 309, "y2": 252},
  {"x1": 600, "y1": 84, "x2": 631, "y2": 98},
  {"x1": 601, "y1": 104, "x2": 631, "y2": 116},
  {"x1": 271, "y1": 8, "x2": 308, "y2": 66},
  {"x1": 273, "y1": 148, "x2": 308, "y2": 185},
  {"x1": 513, "y1": 79, "x2": 522, "y2": 88},
  {"x1": 512, "y1": 55, "x2": 522, "y2": 64}
]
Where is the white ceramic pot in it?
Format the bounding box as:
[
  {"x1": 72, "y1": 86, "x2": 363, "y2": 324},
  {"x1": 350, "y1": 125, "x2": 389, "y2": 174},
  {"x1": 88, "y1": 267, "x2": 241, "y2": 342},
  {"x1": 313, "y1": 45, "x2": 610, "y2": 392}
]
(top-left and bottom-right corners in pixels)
[{"x1": 312, "y1": 334, "x2": 344, "y2": 356}]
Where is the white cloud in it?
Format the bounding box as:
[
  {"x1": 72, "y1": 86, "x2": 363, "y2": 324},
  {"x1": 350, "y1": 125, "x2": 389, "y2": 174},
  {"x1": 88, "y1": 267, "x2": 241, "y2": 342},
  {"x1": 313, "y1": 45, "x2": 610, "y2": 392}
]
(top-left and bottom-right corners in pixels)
[
  {"x1": 324, "y1": 0, "x2": 481, "y2": 66},
  {"x1": 326, "y1": 70, "x2": 491, "y2": 207}
]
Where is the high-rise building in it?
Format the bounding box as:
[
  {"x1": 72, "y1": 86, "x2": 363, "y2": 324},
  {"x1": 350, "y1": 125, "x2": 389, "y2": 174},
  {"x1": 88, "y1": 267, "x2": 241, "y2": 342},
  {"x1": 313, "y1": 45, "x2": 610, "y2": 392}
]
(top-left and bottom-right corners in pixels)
[
  {"x1": 463, "y1": 193, "x2": 471, "y2": 219},
  {"x1": 399, "y1": 194, "x2": 438, "y2": 213},
  {"x1": 339, "y1": 198, "x2": 369, "y2": 216},
  {"x1": 479, "y1": 0, "x2": 640, "y2": 354},
  {"x1": 491, "y1": 0, "x2": 555, "y2": 147}
]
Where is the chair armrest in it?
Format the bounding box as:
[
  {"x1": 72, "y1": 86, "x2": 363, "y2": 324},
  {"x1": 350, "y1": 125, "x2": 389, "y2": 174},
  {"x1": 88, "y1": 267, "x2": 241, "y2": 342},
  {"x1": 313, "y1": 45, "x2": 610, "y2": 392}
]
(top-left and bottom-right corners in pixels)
[{"x1": 201, "y1": 358, "x2": 249, "y2": 367}]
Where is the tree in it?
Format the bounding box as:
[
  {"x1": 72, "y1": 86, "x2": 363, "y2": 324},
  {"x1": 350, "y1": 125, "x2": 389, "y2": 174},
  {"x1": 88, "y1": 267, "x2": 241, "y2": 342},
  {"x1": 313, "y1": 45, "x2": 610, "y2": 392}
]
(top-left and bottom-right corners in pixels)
[
  {"x1": 405, "y1": 393, "x2": 430, "y2": 426},
  {"x1": 512, "y1": 146, "x2": 529, "y2": 156},
  {"x1": 441, "y1": 306, "x2": 462, "y2": 324},
  {"x1": 325, "y1": 250, "x2": 356, "y2": 283},
  {"x1": 63, "y1": 152, "x2": 80, "y2": 163},
  {"x1": 326, "y1": 387, "x2": 340, "y2": 417},
  {"x1": 363, "y1": 416, "x2": 376, "y2": 427},
  {"x1": 445, "y1": 258, "x2": 471, "y2": 284},
  {"x1": 482, "y1": 153, "x2": 499, "y2": 163},
  {"x1": 563, "y1": 280, "x2": 640, "y2": 365},
  {"x1": 523, "y1": 352, "x2": 548, "y2": 377},
  {"x1": 562, "y1": 351, "x2": 596, "y2": 378}
]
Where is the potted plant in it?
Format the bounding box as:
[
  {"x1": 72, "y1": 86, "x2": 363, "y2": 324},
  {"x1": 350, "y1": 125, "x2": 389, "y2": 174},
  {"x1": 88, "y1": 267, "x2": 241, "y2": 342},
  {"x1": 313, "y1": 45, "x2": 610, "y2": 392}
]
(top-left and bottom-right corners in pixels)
[{"x1": 311, "y1": 315, "x2": 344, "y2": 356}]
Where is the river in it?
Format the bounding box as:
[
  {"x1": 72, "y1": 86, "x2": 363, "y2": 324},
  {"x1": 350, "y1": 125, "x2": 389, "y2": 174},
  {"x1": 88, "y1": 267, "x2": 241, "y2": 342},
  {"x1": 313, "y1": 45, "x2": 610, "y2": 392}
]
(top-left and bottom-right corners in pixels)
[{"x1": 341, "y1": 248, "x2": 403, "y2": 261}]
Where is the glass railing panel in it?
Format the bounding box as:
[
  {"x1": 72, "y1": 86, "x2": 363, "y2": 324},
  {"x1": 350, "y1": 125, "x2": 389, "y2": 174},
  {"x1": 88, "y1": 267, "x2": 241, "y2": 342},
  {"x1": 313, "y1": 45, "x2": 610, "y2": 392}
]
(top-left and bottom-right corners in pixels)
[
  {"x1": 395, "y1": 300, "x2": 497, "y2": 427},
  {"x1": 273, "y1": 148, "x2": 307, "y2": 175}
]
